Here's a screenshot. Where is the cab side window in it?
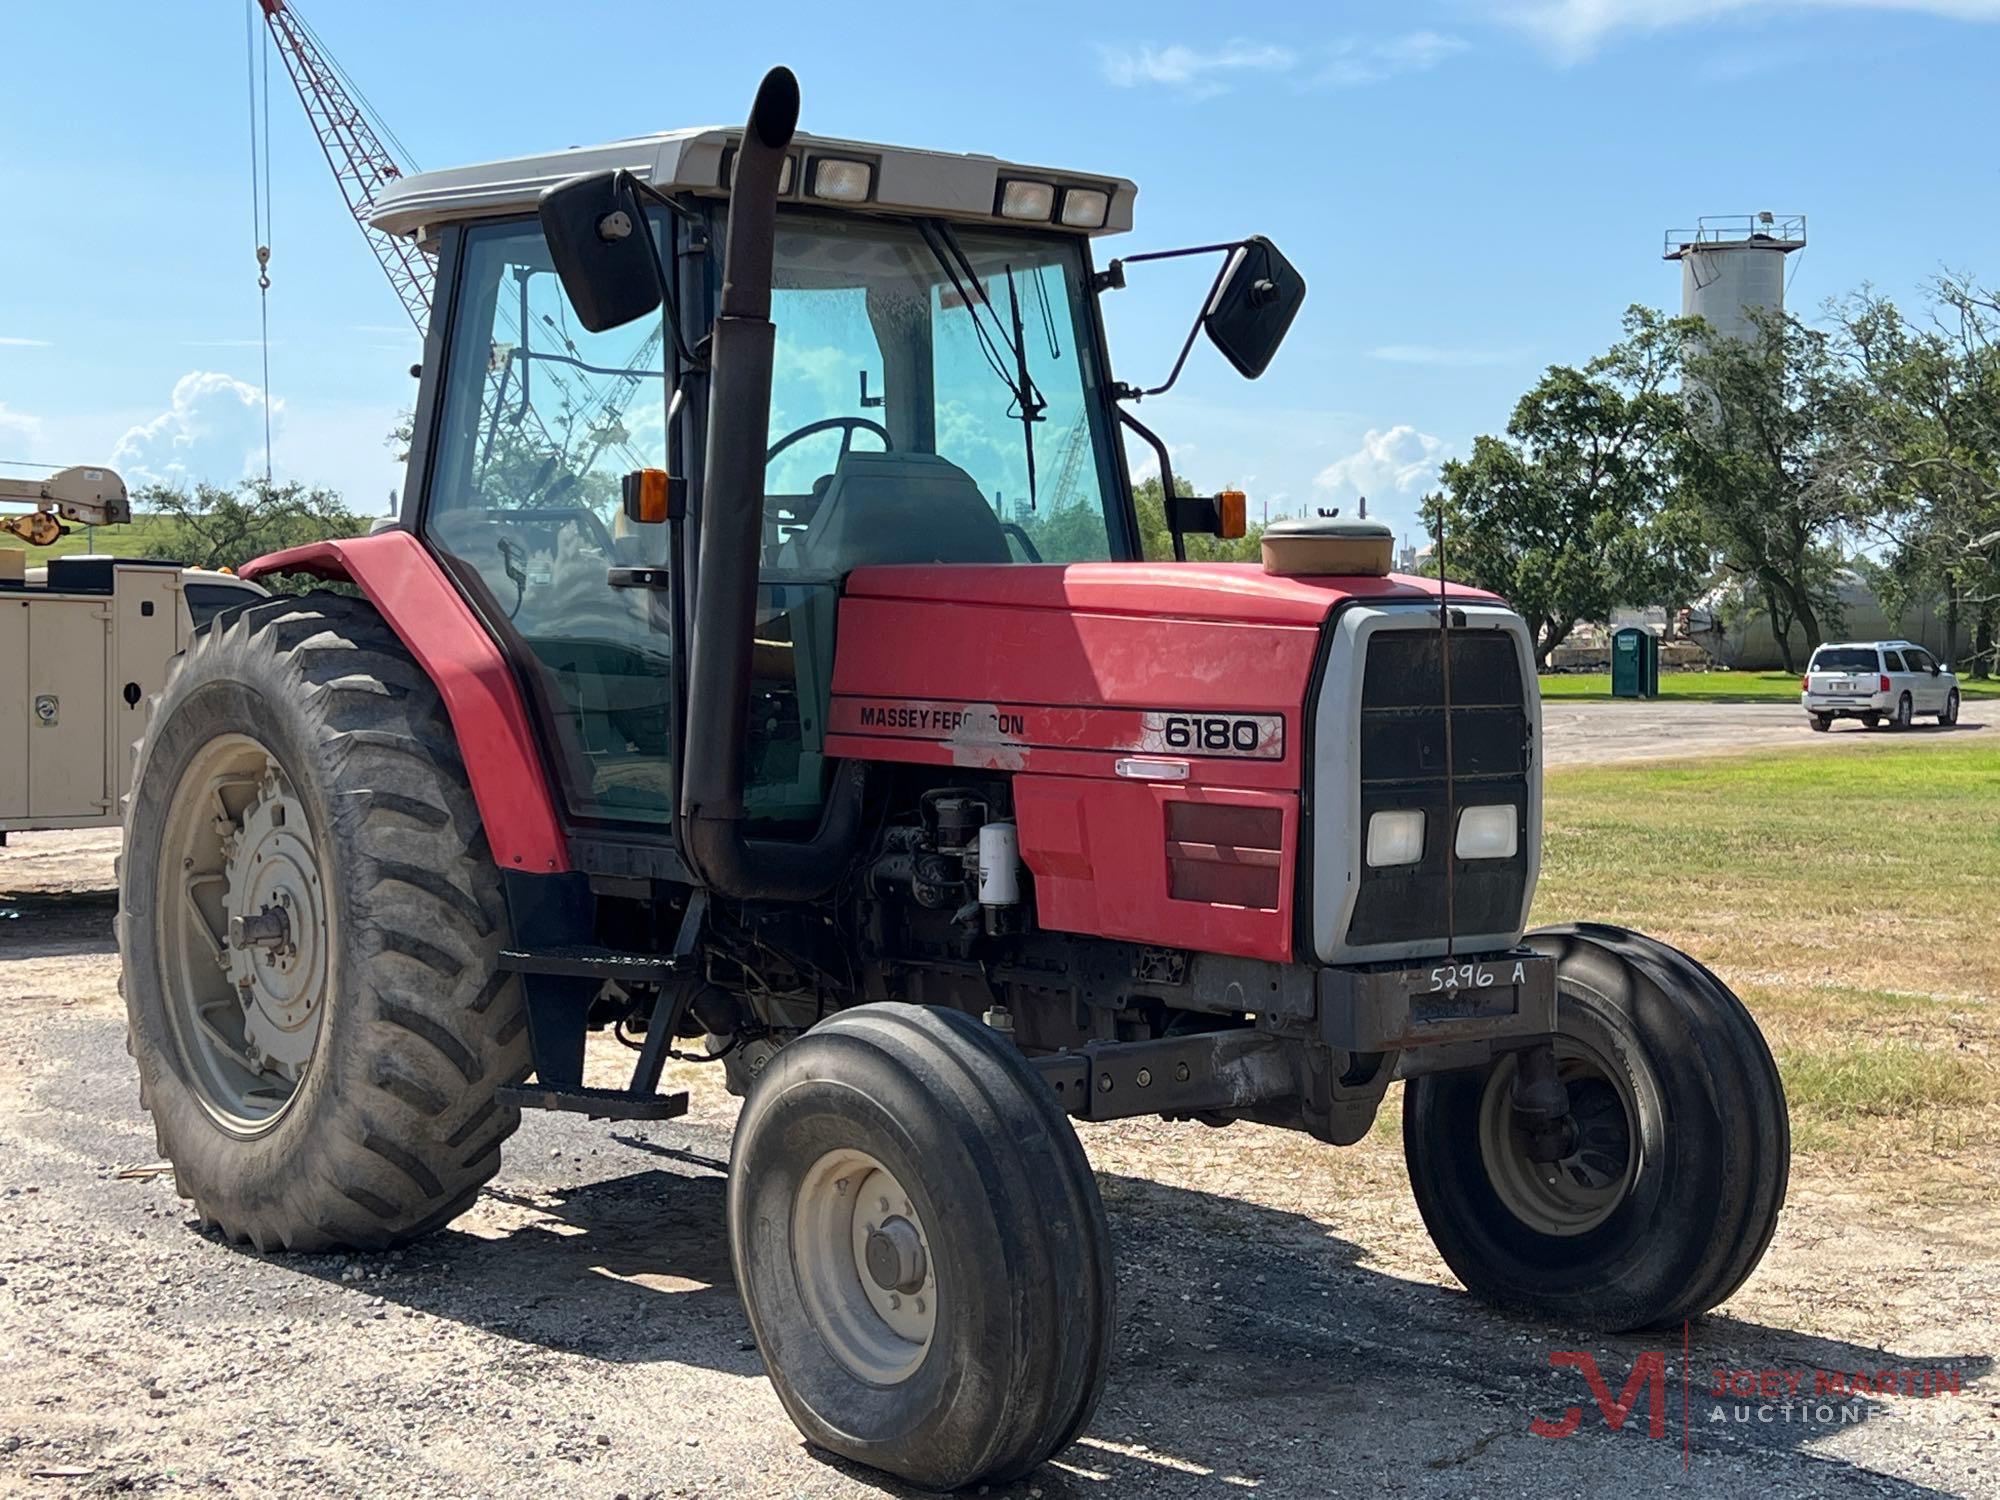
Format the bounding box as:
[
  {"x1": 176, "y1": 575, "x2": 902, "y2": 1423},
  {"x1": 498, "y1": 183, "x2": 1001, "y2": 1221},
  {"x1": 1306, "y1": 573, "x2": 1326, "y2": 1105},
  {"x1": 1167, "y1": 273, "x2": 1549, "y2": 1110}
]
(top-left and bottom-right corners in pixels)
[
  {"x1": 1906, "y1": 648, "x2": 1935, "y2": 673},
  {"x1": 424, "y1": 218, "x2": 679, "y2": 828},
  {"x1": 1882, "y1": 650, "x2": 1905, "y2": 673}
]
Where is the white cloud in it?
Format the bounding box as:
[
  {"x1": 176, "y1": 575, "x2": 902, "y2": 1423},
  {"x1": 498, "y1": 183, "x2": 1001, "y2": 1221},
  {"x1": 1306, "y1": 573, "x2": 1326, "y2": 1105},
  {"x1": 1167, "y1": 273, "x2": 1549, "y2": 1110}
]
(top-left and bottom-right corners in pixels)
[
  {"x1": 112, "y1": 371, "x2": 277, "y2": 491},
  {"x1": 1098, "y1": 39, "x2": 1296, "y2": 95},
  {"x1": 1502, "y1": 0, "x2": 2000, "y2": 61},
  {"x1": 1317, "y1": 30, "x2": 1470, "y2": 85},
  {"x1": 0, "y1": 336, "x2": 52, "y2": 348},
  {"x1": 1099, "y1": 32, "x2": 1464, "y2": 95},
  {"x1": 1313, "y1": 425, "x2": 1450, "y2": 508},
  {"x1": 1369, "y1": 343, "x2": 1530, "y2": 368}
]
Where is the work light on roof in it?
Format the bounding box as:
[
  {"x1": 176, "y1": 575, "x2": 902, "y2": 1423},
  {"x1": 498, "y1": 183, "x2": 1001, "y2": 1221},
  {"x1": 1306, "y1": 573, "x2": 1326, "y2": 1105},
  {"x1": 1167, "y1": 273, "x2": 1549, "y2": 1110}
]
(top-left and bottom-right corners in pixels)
[
  {"x1": 810, "y1": 157, "x2": 873, "y2": 203},
  {"x1": 723, "y1": 149, "x2": 796, "y2": 194},
  {"x1": 997, "y1": 179, "x2": 1056, "y2": 221},
  {"x1": 1059, "y1": 187, "x2": 1110, "y2": 229}
]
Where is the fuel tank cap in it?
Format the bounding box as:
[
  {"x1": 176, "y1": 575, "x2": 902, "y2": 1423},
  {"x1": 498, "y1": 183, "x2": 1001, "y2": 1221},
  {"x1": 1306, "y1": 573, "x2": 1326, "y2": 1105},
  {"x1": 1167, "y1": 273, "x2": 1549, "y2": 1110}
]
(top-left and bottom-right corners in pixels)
[{"x1": 1260, "y1": 514, "x2": 1394, "y2": 577}]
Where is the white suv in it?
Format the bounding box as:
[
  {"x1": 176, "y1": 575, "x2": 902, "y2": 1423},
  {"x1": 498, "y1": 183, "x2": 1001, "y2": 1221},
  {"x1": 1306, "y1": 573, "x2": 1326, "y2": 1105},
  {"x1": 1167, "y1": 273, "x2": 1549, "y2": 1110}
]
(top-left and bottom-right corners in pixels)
[{"x1": 1801, "y1": 640, "x2": 1960, "y2": 732}]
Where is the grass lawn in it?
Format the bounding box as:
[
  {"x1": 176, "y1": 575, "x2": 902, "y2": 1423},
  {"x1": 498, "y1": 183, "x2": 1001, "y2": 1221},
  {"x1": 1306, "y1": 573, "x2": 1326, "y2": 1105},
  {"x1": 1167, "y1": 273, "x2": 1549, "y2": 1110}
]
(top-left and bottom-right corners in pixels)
[
  {"x1": 1539, "y1": 669, "x2": 1999, "y2": 702},
  {"x1": 1533, "y1": 742, "x2": 1999, "y2": 1189}
]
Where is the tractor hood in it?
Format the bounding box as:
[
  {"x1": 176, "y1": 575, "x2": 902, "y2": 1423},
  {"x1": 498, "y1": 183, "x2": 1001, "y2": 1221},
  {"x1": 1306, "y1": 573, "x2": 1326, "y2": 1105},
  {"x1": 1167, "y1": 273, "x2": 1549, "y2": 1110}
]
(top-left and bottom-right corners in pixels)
[{"x1": 842, "y1": 562, "x2": 1493, "y2": 627}]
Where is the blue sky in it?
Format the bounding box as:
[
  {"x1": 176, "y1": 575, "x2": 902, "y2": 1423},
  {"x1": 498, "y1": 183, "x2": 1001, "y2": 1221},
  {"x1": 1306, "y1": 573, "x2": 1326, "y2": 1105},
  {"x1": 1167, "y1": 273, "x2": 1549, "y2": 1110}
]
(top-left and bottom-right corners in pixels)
[{"x1": 3, "y1": 0, "x2": 1998, "y2": 548}]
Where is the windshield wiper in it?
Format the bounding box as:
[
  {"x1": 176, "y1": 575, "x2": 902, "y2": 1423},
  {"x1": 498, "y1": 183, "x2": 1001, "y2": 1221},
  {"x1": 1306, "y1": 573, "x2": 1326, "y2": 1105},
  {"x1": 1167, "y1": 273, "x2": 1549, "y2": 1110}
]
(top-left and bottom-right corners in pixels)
[
  {"x1": 918, "y1": 220, "x2": 1046, "y2": 506},
  {"x1": 1004, "y1": 265, "x2": 1041, "y2": 505}
]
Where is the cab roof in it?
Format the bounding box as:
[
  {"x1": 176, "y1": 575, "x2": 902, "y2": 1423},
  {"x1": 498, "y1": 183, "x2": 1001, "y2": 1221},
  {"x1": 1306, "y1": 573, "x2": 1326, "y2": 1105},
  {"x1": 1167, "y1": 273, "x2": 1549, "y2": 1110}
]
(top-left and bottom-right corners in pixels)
[{"x1": 369, "y1": 127, "x2": 1137, "y2": 244}]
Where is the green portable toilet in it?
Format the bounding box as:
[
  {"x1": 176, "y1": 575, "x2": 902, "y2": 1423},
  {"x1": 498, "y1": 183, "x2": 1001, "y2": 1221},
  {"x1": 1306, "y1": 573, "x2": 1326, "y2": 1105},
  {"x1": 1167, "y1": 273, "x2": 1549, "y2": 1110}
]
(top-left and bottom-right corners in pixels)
[{"x1": 1610, "y1": 626, "x2": 1660, "y2": 699}]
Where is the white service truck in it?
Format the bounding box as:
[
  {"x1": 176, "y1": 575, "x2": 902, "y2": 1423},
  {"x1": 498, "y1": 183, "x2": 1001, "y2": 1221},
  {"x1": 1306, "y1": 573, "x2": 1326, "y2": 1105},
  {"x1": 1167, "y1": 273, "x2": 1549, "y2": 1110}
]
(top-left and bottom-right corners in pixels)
[{"x1": 1, "y1": 466, "x2": 267, "y2": 839}]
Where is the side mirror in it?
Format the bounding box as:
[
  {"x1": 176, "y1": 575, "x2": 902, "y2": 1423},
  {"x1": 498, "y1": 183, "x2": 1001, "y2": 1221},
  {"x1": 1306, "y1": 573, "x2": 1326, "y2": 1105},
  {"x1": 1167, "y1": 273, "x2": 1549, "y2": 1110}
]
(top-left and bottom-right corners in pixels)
[
  {"x1": 538, "y1": 171, "x2": 662, "y2": 334},
  {"x1": 1204, "y1": 236, "x2": 1306, "y2": 380}
]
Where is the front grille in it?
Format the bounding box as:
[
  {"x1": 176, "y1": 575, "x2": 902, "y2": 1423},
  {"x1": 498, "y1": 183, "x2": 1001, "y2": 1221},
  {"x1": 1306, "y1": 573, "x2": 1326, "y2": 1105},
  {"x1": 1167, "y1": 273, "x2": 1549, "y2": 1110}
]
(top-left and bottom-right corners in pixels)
[{"x1": 1346, "y1": 628, "x2": 1530, "y2": 947}]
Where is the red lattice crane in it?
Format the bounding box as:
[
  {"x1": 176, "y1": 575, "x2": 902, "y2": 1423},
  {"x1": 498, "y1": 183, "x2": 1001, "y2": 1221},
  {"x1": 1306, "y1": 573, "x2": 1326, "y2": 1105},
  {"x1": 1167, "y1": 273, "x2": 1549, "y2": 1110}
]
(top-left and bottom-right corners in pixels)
[{"x1": 257, "y1": 0, "x2": 432, "y2": 334}]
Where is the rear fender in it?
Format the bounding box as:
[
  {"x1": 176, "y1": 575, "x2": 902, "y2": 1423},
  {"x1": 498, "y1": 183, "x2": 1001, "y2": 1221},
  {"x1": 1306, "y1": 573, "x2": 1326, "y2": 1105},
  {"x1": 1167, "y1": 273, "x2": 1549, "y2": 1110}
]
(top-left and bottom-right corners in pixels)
[{"x1": 240, "y1": 532, "x2": 569, "y2": 873}]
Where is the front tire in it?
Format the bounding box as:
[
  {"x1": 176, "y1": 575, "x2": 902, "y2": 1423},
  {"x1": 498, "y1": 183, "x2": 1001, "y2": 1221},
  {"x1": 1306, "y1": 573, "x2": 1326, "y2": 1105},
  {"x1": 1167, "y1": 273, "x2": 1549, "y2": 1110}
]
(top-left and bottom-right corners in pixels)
[
  {"x1": 119, "y1": 593, "x2": 530, "y2": 1252},
  {"x1": 728, "y1": 1004, "x2": 1113, "y2": 1489},
  {"x1": 1941, "y1": 689, "x2": 1960, "y2": 726},
  {"x1": 1402, "y1": 924, "x2": 1788, "y2": 1331}
]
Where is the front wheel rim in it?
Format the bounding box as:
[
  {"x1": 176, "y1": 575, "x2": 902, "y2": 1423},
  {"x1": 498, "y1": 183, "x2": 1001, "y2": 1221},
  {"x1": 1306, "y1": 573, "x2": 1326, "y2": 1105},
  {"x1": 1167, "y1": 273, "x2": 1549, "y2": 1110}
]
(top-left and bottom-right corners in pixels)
[
  {"x1": 155, "y1": 735, "x2": 331, "y2": 1135},
  {"x1": 791, "y1": 1149, "x2": 937, "y2": 1385},
  {"x1": 1476, "y1": 1037, "x2": 1642, "y2": 1237}
]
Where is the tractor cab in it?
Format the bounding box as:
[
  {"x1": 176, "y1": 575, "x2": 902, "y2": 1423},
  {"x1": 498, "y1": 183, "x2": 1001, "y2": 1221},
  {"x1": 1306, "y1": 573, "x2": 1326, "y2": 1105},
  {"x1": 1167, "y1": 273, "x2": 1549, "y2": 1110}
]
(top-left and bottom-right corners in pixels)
[{"x1": 375, "y1": 123, "x2": 1295, "y2": 837}]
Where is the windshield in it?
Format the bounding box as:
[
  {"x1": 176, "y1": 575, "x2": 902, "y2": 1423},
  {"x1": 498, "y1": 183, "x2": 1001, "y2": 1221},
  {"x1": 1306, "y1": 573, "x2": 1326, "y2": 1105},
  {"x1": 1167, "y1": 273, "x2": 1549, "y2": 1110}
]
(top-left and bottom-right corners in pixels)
[
  {"x1": 756, "y1": 210, "x2": 1128, "y2": 567},
  {"x1": 1810, "y1": 647, "x2": 1879, "y2": 673}
]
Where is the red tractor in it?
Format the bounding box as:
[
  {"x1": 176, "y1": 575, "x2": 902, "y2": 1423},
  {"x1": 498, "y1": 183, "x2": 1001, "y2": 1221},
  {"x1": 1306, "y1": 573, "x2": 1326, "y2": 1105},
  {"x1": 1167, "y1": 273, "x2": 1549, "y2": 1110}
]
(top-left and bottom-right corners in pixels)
[{"x1": 120, "y1": 69, "x2": 1787, "y2": 1488}]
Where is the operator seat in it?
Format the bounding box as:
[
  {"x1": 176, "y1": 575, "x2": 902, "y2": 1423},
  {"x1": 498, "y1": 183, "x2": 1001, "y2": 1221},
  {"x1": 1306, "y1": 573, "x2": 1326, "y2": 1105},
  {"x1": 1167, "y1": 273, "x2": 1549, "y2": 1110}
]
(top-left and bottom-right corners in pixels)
[{"x1": 786, "y1": 451, "x2": 1009, "y2": 572}]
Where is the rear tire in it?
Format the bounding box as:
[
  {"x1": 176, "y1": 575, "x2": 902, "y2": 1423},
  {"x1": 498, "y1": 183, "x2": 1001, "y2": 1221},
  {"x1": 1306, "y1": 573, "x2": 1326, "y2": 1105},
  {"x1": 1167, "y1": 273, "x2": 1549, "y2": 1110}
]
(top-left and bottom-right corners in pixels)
[
  {"x1": 1862, "y1": 711, "x2": 1882, "y2": 728},
  {"x1": 729, "y1": 1004, "x2": 1113, "y2": 1489},
  {"x1": 119, "y1": 593, "x2": 530, "y2": 1252},
  {"x1": 1402, "y1": 924, "x2": 1788, "y2": 1332},
  {"x1": 1809, "y1": 713, "x2": 1832, "y2": 732},
  {"x1": 1893, "y1": 693, "x2": 1914, "y2": 730}
]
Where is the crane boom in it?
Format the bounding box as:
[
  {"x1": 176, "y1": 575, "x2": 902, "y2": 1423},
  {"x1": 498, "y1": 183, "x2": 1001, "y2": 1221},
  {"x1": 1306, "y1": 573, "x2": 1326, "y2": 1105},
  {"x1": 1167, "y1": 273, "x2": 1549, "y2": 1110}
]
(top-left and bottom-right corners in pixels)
[{"x1": 257, "y1": 0, "x2": 431, "y2": 333}]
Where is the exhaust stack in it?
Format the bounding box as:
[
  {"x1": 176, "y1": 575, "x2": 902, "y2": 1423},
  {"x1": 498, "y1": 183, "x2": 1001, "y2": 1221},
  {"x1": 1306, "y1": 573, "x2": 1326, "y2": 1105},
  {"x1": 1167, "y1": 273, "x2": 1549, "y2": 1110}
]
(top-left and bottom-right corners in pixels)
[{"x1": 679, "y1": 67, "x2": 865, "y2": 898}]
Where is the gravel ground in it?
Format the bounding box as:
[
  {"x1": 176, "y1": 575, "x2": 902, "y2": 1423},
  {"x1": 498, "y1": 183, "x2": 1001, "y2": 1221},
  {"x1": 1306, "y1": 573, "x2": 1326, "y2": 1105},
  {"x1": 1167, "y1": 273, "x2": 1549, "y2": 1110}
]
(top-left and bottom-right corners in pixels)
[
  {"x1": 1538, "y1": 700, "x2": 1985, "y2": 766},
  {"x1": 2, "y1": 792, "x2": 1995, "y2": 1498}
]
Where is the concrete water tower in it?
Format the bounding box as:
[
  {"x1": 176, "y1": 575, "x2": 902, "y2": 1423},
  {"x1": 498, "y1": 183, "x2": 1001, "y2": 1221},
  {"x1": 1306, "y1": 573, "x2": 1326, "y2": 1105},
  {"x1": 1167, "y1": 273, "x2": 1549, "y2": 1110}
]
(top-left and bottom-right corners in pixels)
[{"x1": 1663, "y1": 213, "x2": 1806, "y2": 341}]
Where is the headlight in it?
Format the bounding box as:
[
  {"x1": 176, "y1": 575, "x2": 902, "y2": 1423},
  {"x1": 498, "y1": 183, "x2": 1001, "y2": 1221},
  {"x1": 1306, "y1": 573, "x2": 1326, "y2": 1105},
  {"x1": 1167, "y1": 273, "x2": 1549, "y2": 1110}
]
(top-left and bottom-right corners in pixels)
[
  {"x1": 1366, "y1": 809, "x2": 1425, "y2": 868},
  {"x1": 1059, "y1": 187, "x2": 1110, "y2": 228},
  {"x1": 997, "y1": 180, "x2": 1056, "y2": 221},
  {"x1": 810, "y1": 157, "x2": 873, "y2": 203},
  {"x1": 1455, "y1": 804, "x2": 1518, "y2": 860}
]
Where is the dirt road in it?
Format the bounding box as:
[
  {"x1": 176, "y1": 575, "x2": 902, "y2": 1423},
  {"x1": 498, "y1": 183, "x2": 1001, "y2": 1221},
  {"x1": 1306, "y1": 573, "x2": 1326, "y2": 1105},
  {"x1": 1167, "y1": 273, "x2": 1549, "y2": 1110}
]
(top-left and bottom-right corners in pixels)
[
  {"x1": 1540, "y1": 700, "x2": 1985, "y2": 766},
  {"x1": 3, "y1": 779, "x2": 1995, "y2": 1497}
]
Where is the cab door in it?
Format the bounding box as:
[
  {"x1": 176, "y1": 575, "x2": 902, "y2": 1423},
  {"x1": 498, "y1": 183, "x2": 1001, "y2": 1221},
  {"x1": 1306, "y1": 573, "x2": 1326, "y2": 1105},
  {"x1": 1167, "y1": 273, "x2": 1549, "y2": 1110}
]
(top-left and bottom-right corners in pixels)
[{"x1": 419, "y1": 218, "x2": 686, "y2": 832}]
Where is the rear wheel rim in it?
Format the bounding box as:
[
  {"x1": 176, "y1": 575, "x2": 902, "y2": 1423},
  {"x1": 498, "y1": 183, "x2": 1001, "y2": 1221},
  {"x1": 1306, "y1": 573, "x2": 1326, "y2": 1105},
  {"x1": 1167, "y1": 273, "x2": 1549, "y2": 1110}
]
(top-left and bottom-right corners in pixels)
[
  {"x1": 155, "y1": 735, "x2": 331, "y2": 1135},
  {"x1": 791, "y1": 1149, "x2": 937, "y2": 1385},
  {"x1": 1476, "y1": 1037, "x2": 1640, "y2": 1237}
]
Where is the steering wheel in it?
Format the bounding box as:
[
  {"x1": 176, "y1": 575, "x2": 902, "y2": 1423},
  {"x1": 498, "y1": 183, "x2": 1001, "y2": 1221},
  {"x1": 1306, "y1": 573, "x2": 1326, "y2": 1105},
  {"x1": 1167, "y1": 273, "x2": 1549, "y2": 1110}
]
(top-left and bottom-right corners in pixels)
[{"x1": 766, "y1": 416, "x2": 893, "y2": 467}]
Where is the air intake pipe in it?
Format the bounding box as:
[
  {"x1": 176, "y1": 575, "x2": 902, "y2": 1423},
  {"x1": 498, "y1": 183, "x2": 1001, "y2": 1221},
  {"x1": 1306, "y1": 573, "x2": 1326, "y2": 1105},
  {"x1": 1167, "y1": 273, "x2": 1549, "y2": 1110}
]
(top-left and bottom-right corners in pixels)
[{"x1": 679, "y1": 66, "x2": 866, "y2": 899}]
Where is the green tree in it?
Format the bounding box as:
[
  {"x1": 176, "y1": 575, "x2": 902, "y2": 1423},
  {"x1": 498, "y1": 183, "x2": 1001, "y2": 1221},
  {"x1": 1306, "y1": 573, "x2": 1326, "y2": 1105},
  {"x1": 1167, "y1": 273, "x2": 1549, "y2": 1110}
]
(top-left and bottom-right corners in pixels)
[
  {"x1": 139, "y1": 479, "x2": 369, "y2": 594},
  {"x1": 1833, "y1": 277, "x2": 2000, "y2": 675},
  {"x1": 1420, "y1": 307, "x2": 1703, "y2": 669},
  {"x1": 1677, "y1": 304, "x2": 1865, "y2": 671}
]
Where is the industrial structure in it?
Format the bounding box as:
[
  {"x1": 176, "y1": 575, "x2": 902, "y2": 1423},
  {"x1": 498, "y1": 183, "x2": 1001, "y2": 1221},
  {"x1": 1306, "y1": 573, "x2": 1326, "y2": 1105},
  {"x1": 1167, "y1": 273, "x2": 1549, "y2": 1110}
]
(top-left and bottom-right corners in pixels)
[{"x1": 1663, "y1": 212, "x2": 1806, "y2": 340}]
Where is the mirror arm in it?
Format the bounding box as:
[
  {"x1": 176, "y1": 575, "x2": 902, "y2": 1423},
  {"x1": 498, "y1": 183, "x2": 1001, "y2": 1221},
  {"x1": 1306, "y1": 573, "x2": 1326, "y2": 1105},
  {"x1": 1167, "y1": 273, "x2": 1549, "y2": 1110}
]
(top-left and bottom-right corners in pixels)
[
  {"x1": 1097, "y1": 239, "x2": 1246, "y2": 400},
  {"x1": 1117, "y1": 406, "x2": 1187, "y2": 562},
  {"x1": 611, "y1": 170, "x2": 704, "y2": 372}
]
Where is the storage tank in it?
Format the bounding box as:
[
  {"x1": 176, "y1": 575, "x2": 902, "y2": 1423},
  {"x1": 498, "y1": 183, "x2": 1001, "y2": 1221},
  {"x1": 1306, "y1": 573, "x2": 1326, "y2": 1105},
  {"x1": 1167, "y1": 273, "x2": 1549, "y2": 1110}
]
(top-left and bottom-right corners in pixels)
[{"x1": 1663, "y1": 213, "x2": 1805, "y2": 341}]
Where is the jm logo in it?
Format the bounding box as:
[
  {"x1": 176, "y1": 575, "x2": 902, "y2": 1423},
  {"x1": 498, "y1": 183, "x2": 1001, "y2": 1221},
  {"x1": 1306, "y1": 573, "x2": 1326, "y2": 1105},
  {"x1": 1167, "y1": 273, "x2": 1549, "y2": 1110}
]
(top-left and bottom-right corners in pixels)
[{"x1": 1531, "y1": 1351, "x2": 1670, "y2": 1440}]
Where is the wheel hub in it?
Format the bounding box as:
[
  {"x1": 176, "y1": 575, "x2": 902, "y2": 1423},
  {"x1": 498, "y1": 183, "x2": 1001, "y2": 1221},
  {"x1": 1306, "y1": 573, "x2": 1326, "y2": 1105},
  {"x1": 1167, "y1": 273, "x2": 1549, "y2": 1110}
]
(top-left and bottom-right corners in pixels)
[
  {"x1": 157, "y1": 735, "x2": 331, "y2": 1133},
  {"x1": 792, "y1": 1150, "x2": 937, "y2": 1383},
  {"x1": 864, "y1": 1216, "x2": 927, "y2": 1294},
  {"x1": 222, "y1": 769, "x2": 328, "y2": 1080},
  {"x1": 1477, "y1": 1040, "x2": 1640, "y2": 1237}
]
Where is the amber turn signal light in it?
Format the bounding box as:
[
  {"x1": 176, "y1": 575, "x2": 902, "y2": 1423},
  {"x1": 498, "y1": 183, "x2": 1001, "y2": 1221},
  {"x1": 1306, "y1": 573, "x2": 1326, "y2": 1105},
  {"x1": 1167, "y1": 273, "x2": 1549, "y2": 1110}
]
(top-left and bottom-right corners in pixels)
[
  {"x1": 1216, "y1": 490, "x2": 1247, "y2": 540},
  {"x1": 621, "y1": 468, "x2": 674, "y2": 525}
]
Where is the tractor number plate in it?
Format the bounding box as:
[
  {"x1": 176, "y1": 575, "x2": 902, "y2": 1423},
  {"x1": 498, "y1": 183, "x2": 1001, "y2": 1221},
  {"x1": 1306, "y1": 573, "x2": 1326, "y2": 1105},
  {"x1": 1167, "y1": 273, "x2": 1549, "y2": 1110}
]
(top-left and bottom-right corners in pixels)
[
  {"x1": 1420, "y1": 957, "x2": 1532, "y2": 996},
  {"x1": 1139, "y1": 712, "x2": 1282, "y2": 759}
]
